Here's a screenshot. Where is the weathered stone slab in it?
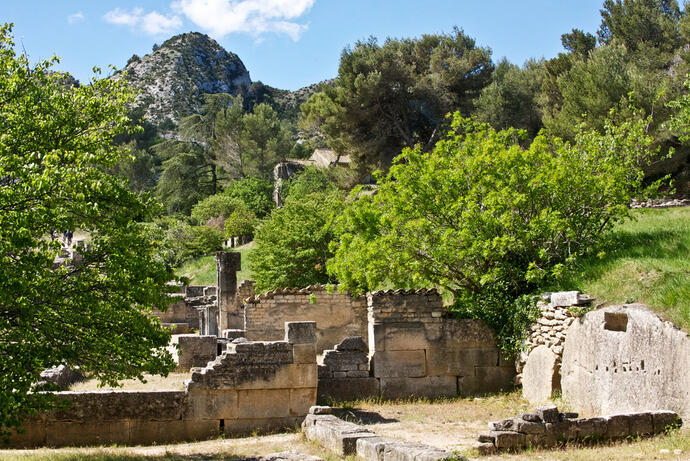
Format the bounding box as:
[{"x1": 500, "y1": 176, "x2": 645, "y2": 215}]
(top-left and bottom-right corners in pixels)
[
  {"x1": 335, "y1": 336, "x2": 367, "y2": 352},
  {"x1": 171, "y1": 334, "x2": 217, "y2": 371},
  {"x1": 561, "y1": 305, "x2": 690, "y2": 420},
  {"x1": 379, "y1": 376, "x2": 457, "y2": 399},
  {"x1": 522, "y1": 345, "x2": 559, "y2": 404},
  {"x1": 317, "y1": 377, "x2": 379, "y2": 402},
  {"x1": 425, "y1": 348, "x2": 498, "y2": 376},
  {"x1": 371, "y1": 351, "x2": 426, "y2": 378}
]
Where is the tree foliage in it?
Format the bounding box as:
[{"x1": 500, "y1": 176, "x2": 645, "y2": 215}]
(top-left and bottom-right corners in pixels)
[
  {"x1": 249, "y1": 190, "x2": 342, "y2": 292},
  {"x1": 302, "y1": 28, "x2": 493, "y2": 174},
  {"x1": 0, "y1": 24, "x2": 175, "y2": 436},
  {"x1": 329, "y1": 113, "x2": 660, "y2": 300}
]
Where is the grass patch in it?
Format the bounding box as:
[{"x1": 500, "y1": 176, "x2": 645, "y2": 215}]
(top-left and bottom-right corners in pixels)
[
  {"x1": 550, "y1": 206, "x2": 690, "y2": 330},
  {"x1": 176, "y1": 243, "x2": 255, "y2": 286}
]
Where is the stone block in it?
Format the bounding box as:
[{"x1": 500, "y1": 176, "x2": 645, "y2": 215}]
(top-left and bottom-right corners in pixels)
[
  {"x1": 544, "y1": 421, "x2": 571, "y2": 439},
  {"x1": 460, "y1": 366, "x2": 515, "y2": 396},
  {"x1": 184, "y1": 389, "x2": 238, "y2": 420},
  {"x1": 474, "y1": 441, "x2": 498, "y2": 455},
  {"x1": 605, "y1": 414, "x2": 631, "y2": 438},
  {"x1": 290, "y1": 387, "x2": 317, "y2": 417},
  {"x1": 535, "y1": 405, "x2": 560, "y2": 423},
  {"x1": 521, "y1": 345, "x2": 559, "y2": 404},
  {"x1": 335, "y1": 336, "x2": 367, "y2": 352},
  {"x1": 323, "y1": 350, "x2": 368, "y2": 371},
  {"x1": 45, "y1": 420, "x2": 130, "y2": 446},
  {"x1": 381, "y1": 322, "x2": 430, "y2": 351},
  {"x1": 651, "y1": 410, "x2": 683, "y2": 433},
  {"x1": 371, "y1": 350, "x2": 426, "y2": 378},
  {"x1": 628, "y1": 412, "x2": 653, "y2": 436},
  {"x1": 550, "y1": 291, "x2": 580, "y2": 307},
  {"x1": 347, "y1": 370, "x2": 370, "y2": 378},
  {"x1": 238, "y1": 389, "x2": 291, "y2": 419},
  {"x1": 172, "y1": 334, "x2": 218, "y2": 371},
  {"x1": 292, "y1": 344, "x2": 317, "y2": 364},
  {"x1": 317, "y1": 377, "x2": 379, "y2": 403},
  {"x1": 491, "y1": 430, "x2": 525, "y2": 449},
  {"x1": 222, "y1": 329, "x2": 246, "y2": 339},
  {"x1": 378, "y1": 376, "x2": 457, "y2": 399},
  {"x1": 224, "y1": 416, "x2": 302, "y2": 436},
  {"x1": 128, "y1": 419, "x2": 219, "y2": 445},
  {"x1": 571, "y1": 417, "x2": 607, "y2": 439},
  {"x1": 285, "y1": 321, "x2": 317, "y2": 344},
  {"x1": 356, "y1": 435, "x2": 397, "y2": 461},
  {"x1": 382, "y1": 441, "x2": 452, "y2": 460},
  {"x1": 425, "y1": 348, "x2": 498, "y2": 376},
  {"x1": 309, "y1": 405, "x2": 332, "y2": 415},
  {"x1": 303, "y1": 414, "x2": 376, "y2": 456}
]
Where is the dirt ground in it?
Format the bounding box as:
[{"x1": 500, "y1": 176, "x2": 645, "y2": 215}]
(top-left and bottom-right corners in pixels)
[{"x1": 2, "y1": 391, "x2": 689, "y2": 460}]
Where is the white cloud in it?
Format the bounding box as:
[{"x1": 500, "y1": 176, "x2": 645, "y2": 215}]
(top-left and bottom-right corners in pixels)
[
  {"x1": 141, "y1": 11, "x2": 183, "y2": 35},
  {"x1": 171, "y1": 0, "x2": 314, "y2": 41},
  {"x1": 67, "y1": 12, "x2": 85, "y2": 24},
  {"x1": 103, "y1": 8, "x2": 181, "y2": 35}
]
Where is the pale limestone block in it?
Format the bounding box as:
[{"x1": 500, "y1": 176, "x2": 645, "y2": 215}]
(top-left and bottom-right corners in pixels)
[
  {"x1": 522, "y1": 345, "x2": 560, "y2": 404},
  {"x1": 184, "y1": 389, "x2": 238, "y2": 420},
  {"x1": 371, "y1": 350, "x2": 426, "y2": 378},
  {"x1": 289, "y1": 387, "x2": 317, "y2": 416},
  {"x1": 382, "y1": 322, "x2": 429, "y2": 351},
  {"x1": 425, "y1": 347, "x2": 499, "y2": 376},
  {"x1": 238, "y1": 389, "x2": 291, "y2": 419},
  {"x1": 292, "y1": 343, "x2": 317, "y2": 364}
]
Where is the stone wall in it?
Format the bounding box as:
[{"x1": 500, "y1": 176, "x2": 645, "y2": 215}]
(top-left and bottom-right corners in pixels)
[
  {"x1": 367, "y1": 290, "x2": 515, "y2": 399},
  {"x1": 9, "y1": 322, "x2": 318, "y2": 448},
  {"x1": 561, "y1": 304, "x2": 690, "y2": 420},
  {"x1": 517, "y1": 291, "x2": 591, "y2": 403},
  {"x1": 476, "y1": 405, "x2": 682, "y2": 455},
  {"x1": 244, "y1": 285, "x2": 368, "y2": 354},
  {"x1": 152, "y1": 285, "x2": 216, "y2": 332}
]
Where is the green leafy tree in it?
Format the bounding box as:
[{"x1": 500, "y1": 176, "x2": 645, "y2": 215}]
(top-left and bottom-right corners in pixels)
[
  {"x1": 474, "y1": 59, "x2": 546, "y2": 139},
  {"x1": 223, "y1": 176, "x2": 274, "y2": 218},
  {"x1": 241, "y1": 103, "x2": 293, "y2": 179},
  {"x1": 328, "y1": 113, "x2": 660, "y2": 343},
  {"x1": 224, "y1": 205, "x2": 257, "y2": 238},
  {"x1": 301, "y1": 28, "x2": 493, "y2": 174},
  {"x1": 0, "y1": 25, "x2": 175, "y2": 437},
  {"x1": 249, "y1": 191, "x2": 342, "y2": 292},
  {"x1": 561, "y1": 28, "x2": 597, "y2": 58},
  {"x1": 190, "y1": 194, "x2": 244, "y2": 225}
]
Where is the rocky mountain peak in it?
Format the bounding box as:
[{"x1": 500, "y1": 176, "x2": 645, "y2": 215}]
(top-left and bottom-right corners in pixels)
[{"x1": 118, "y1": 32, "x2": 251, "y2": 126}]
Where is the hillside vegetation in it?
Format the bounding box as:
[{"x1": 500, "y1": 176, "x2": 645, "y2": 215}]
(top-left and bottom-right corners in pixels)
[{"x1": 552, "y1": 206, "x2": 690, "y2": 330}]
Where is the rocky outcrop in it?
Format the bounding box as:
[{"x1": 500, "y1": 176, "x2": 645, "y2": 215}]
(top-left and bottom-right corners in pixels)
[{"x1": 116, "y1": 32, "x2": 251, "y2": 125}]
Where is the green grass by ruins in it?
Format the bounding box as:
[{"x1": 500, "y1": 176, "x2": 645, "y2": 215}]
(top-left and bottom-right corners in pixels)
[{"x1": 550, "y1": 206, "x2": 690, "y2": 331}]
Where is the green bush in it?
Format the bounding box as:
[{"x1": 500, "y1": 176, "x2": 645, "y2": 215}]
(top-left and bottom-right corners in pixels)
[
  {"x1": 224, "y1": 205, "x2": 257, "y2": 237},
  {"x1": 224, "y1": 177, "x2": 274, "y2": 218},
  {"x1": 160, "y1": 220, "x2": 225, "y2": 266},
  {"x1": 190, "y1": 194, "x2": 243, "y2": 225}
]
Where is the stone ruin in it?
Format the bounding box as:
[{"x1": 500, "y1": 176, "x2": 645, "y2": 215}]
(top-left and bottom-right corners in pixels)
[
  {"x1": 475, "y1": 405, "x2": 682, "y2": 455},
  {"x1": 11, "y1": 322, "x2": 317, "y2": 447}
]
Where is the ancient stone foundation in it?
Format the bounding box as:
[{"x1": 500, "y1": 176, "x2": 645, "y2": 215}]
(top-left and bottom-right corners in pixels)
[
  {"x1": 302, "y1": 406, "x2": 452, "y2": 460},
  {"x1": 9, "y1": 322, "x2": 317, "y2": 448},
  {"x1": 475, "y1": 405, "x2": 682, "y2": 455}
]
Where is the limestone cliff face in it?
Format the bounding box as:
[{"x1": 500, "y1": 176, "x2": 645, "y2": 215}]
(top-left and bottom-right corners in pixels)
[{"x1": 117, "y1": 32, "x2": 251, "y2": 125}]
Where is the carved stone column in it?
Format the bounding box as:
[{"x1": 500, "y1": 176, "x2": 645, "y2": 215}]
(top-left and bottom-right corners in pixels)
[{"x1": 215, "y1": 251, "x2": 242, "y2": 332}]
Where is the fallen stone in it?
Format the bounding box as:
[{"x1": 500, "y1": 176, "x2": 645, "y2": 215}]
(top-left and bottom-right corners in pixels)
[
  {"x1": 334, "y1": 336, "x2": 367, "y2": 352},
  {"x1": 474, "y1": 441, "x2": 497, "y2": 456},
  {"x1": 491, "y1": 431, "x2": 525, "y2": 449},
  {"x1": 535, "y1": 405, "x2": 560, "y2": 423},
  {"x1": 522, "y1": 346, "x2": 560, "y2": 404},
  {"x1": 521, "y1": 413, "x2": 542, "y2": 422},
  {"x1": 309, "y1": 405, "x2": 332, "y2": 415}
]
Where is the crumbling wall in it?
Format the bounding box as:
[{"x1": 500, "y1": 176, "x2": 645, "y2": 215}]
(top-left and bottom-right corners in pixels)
[
  {"x1": 561, "y1": 304, "x2": 690, "y2": 420},
  {"x1": 244, "y1": 285, "x2": 368, "y2": 354},
  {"x1": 151, "y1": 285, "x2": 216, "y2": 332},
  {"x1": 9, "y1": 322, "x2": 318, "y2": 448},
  {"x1": 367, "y1": 290, "x2": 515, "y2": 399}
]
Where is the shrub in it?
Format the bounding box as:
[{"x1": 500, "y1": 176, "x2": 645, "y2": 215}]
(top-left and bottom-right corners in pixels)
[{"x1": 190, "y1": 194, "x2": 243, "y2": 224}]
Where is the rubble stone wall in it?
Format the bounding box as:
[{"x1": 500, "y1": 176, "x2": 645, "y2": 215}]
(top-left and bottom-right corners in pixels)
[
  {"x1": 9, "y1": 322, "x2": 318, "y2": 448},
  {"x1": 244, "y1": 285, "x2": 368, "y2": 354}
]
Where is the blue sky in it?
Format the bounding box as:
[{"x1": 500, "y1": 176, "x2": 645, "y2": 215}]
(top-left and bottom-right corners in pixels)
[{"x1": 2, "y1": 1, "x2": 604, "y2": 91}]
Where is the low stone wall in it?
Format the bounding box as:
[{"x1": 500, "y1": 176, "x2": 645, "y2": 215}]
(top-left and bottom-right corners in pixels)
[
  {"x1": 368, "y1": 290, "x2": 514, "y2": 399},
  {"x1": 317, "y1": 337, "x2": 378, "y2": 402},
  {"x1": 302, "y1": 406, "x2": 452, "y2": 460},
  {"x1": 561, "y1": 304, "x2": 690, "y2": 420},
  {"x1": 244, "y1": 285, "x2": 368, "y2": 354},
  {"x1": 9, "y1": 322, "x2": 318, "y2": 448},
  {"x1": 475, "y1": 405, "x2": 682, "y2": 455}
]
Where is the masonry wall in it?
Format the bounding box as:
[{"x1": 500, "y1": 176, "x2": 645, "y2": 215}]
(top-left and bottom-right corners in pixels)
[
  {"x1": 366, "y1": 290, "x2": 515, "y2": 398},
  {"x1": 151, "y1": 286, "x2": 216, "y2": 332},
  {"x1": 243, "y1": 285, "x2": 368, "y2": 354},
  {"x1": 9, "y1": 322, "x2": 318, "y2": 448}
]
